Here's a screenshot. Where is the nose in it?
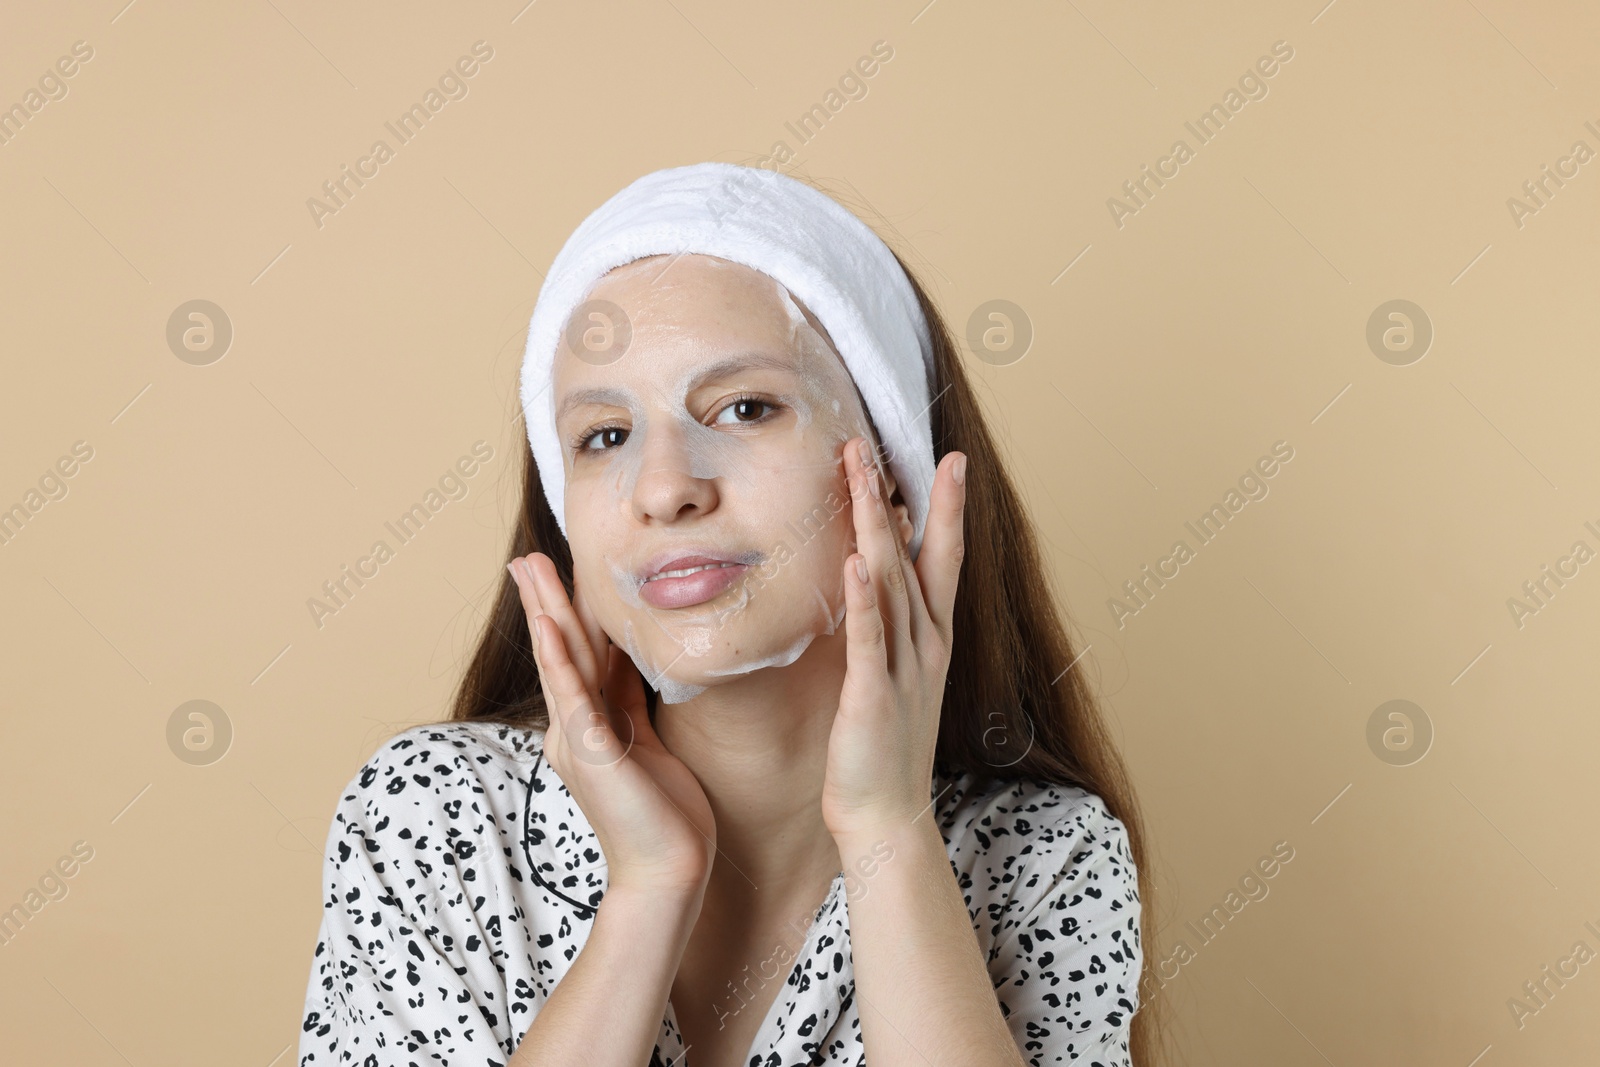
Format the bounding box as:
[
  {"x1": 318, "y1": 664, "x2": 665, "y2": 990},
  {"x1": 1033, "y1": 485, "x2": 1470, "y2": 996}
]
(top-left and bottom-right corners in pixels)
[{"x1": 630, "y1": 414, "x2": 720, "y2": 526}]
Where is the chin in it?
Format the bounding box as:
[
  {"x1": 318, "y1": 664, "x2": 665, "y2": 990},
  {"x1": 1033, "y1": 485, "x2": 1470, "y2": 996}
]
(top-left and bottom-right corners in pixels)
[{"x1": 622, "y1": 596, "x2": 845, "y2": 692}]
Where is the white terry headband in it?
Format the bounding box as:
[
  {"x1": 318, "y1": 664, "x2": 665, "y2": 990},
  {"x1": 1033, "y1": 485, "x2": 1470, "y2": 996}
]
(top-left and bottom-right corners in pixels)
[{"x1": 518, "y1": 161, "x2": 939, "y2": 561}]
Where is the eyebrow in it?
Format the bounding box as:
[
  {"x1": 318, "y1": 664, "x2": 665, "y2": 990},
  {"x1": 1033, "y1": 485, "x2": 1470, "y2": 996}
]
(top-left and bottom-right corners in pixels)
[
  {"x1": 691, "y1": 350, "x2": 806, "y2": 388},
  {"x1": 554, "y1": 351, "x2": 800, "y2": 424},
  {"x1": 554, "y1": 386, "x2": 631, "y2": 424}
]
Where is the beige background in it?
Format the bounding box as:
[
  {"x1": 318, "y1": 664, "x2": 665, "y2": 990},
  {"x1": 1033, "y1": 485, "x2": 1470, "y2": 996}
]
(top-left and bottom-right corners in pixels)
[{"x1": 3, "y1": 0, "x2": 1597, "y2": 1063}]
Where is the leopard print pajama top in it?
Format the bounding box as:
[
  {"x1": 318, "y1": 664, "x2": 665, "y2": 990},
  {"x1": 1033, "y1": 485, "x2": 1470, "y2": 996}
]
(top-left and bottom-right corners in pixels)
[{"x1": 296, "y1": 720, "x2": 1142, "y2": 1066}]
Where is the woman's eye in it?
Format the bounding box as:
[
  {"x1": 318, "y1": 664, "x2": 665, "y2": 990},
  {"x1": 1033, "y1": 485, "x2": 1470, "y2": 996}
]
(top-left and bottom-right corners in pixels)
[
  {"x1": 580, "y1": 426, "x2": 628, "y2": 451},
  {"x1": 712, "y1": 398, "x2": 774, "y2": 425}
]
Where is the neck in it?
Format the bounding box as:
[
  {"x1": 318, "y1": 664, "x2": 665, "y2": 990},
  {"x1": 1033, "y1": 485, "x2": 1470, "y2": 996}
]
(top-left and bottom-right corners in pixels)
[{"x1": 652, "y1": 628, "x2": 847, "y2": 906}]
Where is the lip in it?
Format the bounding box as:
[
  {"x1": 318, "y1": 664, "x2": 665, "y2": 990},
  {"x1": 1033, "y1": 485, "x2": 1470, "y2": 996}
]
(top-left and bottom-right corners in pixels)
[{"x1": 635, "y1": 548, "x2": 763, "y2": 610}]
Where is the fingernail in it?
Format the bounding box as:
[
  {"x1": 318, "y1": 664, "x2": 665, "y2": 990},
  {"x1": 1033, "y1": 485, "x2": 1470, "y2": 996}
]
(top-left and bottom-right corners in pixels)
[
  {"x1": 867, "y1": 468, "x2": 881, "y2": 499},
  {"x1": 507, "y1": 561, "x2": 521, "y2": 587},
  {"x1": 854, "y1": 556, "x2": 868, "y2": 584},
  {"x1": 953, "y1": 454, "x2": 967, "y2": 486},
  {"x1": 858, "y1": 439, "x2": 872, "y2": 468}
]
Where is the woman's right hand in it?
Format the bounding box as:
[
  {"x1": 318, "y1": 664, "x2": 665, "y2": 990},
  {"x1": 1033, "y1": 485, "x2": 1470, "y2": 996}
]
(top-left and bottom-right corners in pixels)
[{"x1": 507, "y1": 552, "x2": 717, "y2": 899}]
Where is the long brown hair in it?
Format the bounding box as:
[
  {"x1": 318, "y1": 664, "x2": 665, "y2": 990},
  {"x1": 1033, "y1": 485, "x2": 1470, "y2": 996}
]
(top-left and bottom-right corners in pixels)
[{"x1": 448, "y1": 221, "x2": 1166, "y2": 1065}]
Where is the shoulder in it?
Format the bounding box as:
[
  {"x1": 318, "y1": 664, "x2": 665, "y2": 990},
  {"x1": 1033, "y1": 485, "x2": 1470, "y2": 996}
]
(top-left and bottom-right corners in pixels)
[
  {"x1": 937, "y1": 773, "x2": 1143, "y2": 1063},
  {"x1": 936, "y1": 770, "x2": 1137, "y2": 887},
  {"x1": 326, "y1": 719, "x2": 547, "y2": 842},
  {"x1": 935, "y1": 770, "x2": 1140, "y2": 948},
  {"x1": 340, "y1": 719, "x2": 545, "y2": 793},
  {"x1": 302, "y1": 721, "x2": 554, "y2": 1062}
]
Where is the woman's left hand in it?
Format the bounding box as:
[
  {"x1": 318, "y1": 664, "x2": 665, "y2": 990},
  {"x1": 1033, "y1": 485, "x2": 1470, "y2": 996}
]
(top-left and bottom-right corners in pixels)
[{"x1": 821, "y1": 436, "x2": 968, "y2": 840}]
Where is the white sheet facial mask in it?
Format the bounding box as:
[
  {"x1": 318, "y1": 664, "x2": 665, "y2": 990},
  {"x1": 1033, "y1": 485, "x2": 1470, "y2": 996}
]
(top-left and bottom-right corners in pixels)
[{"x1": 552, "y1": 254, "x2": 883, "y2": 703}]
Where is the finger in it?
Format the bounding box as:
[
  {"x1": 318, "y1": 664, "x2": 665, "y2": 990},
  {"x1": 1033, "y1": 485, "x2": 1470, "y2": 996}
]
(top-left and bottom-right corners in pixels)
[
  {"x1": 573, "y1": 581, "x2": 612, "y2": 685},
  {"x1": 848, "y1": 437, "x2": 913, "y2": 662},
  {"x1": 605, "y1": 643, "x2": 647, "y2": 712},
  {"x1": 526, "y1": 553, "x2": 602, "y2": 694},
  {"x1": 507, "y1": 554, "x2": 548, "y2": 667},
  {"x1": 842, "y1": 551, "x2": 889, "y2": 694},
  {"x1": 913, "y1": 451, "x2": 967, "y2": 647},
  {"x1": 508, "y1": 557, "x2": 563, "y2": 749},
  {"x1": 604, "y1": 644, "x2": 651, "y2": 750},
  {"x1": 533, "y1": 613, "x2": 627, "y2": 769},
  {"x1": 866, "y1": 437, "x2": 932, "y2": 643},
  {"x1": 872, "y1": 440, "x2": 942, "y2": 659}
]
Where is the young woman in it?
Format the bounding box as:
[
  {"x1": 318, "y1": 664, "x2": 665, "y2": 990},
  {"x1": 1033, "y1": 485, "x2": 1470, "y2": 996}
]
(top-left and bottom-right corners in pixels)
[{"x1": 297, "y1": 163, "x2": 1159, "y2": 1067}]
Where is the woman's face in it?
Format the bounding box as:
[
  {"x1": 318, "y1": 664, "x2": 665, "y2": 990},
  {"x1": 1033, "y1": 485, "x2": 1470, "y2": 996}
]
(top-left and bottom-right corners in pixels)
[{"x1": 551, "y1": 253, "x2": 895, "y2": 702}]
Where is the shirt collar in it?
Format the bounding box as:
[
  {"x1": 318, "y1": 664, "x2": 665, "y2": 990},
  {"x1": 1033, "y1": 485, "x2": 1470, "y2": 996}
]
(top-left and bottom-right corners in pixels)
[
  {"x1": 658, "y1": 870, "x2": 854, "y2": 1067},
  {"x1": 523, "y1": 740, "x2": 963, "y2": 1065}
]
